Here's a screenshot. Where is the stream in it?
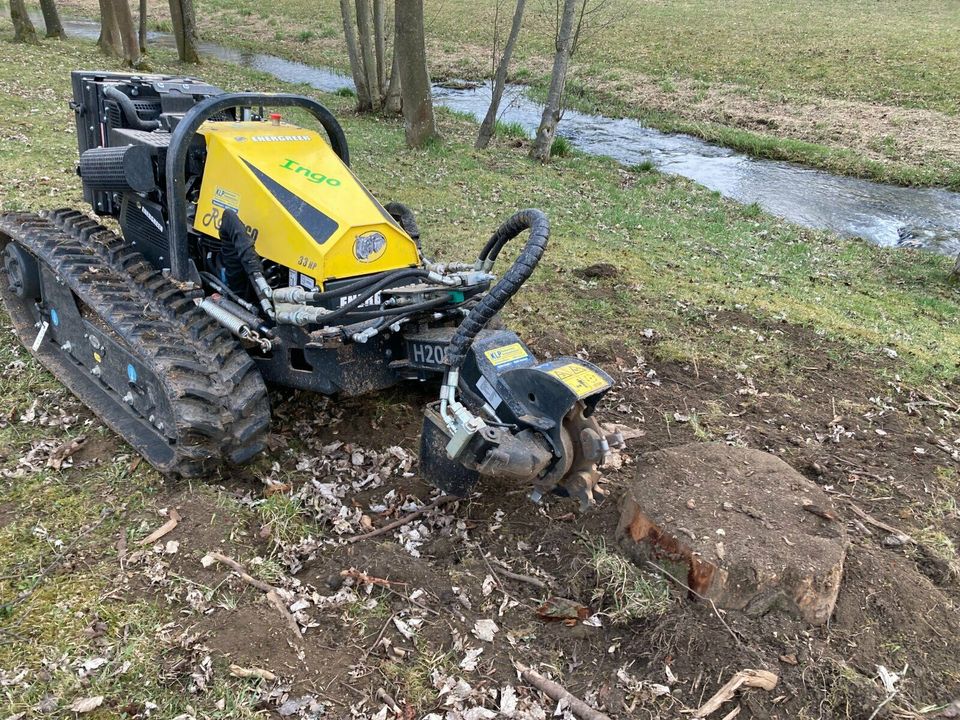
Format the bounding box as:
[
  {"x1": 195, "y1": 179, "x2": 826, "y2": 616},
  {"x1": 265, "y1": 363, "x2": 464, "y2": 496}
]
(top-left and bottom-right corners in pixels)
[{"x1": 52, "y1": 18, "x2": 960, "y2": 257}]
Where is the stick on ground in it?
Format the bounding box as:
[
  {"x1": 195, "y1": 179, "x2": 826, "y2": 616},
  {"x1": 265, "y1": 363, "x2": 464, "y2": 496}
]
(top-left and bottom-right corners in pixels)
[
  {"x1": 519, "y1": 664, "x2": 612, "y2": 720},
  {"x1": 694, "y1": 669, "x2": 778, "y2": 718},
  {"x1": 204, "y1": 551, "x2": 301, "y2": 641},
  {"x1": 345, "y1": 494, "x2": 459, "y2": 543},
  {"x1": 138, "y1": 508, "x2": 181, "y2": 546}
]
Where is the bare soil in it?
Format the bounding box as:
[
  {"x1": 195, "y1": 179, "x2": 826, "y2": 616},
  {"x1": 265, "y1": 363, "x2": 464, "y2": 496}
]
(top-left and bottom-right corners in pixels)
[{"x1": 70, "y1": 303, "x2": 960, "y2": 718}]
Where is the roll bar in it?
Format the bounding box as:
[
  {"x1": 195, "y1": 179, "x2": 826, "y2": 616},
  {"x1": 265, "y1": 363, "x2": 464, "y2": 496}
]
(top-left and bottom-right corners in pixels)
[{"x1": 164, "y1": 93, "x2": 349, "y2": 280}]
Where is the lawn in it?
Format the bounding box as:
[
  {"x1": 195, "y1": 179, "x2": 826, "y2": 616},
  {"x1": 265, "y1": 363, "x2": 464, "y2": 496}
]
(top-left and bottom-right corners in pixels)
[{"x1": 48, "y1": 0, "x2": 960, "y2": 188}]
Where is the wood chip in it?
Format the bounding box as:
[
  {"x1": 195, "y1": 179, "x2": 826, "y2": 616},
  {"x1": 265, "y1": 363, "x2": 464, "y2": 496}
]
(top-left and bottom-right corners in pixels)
[
  {"x1": 138, "y1": 508, "x2": 181, "y2": 546},
  {"x1": 229, "y1": 664, "x2": 277, "y2": 682},
  {"x1": 694, "y1": 669, "x2": 778, "y2": 718}
]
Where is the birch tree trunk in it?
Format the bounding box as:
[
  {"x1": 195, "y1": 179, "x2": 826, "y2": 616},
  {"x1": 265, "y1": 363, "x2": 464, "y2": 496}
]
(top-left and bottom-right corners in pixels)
[
  {"x1": 530, "y1": 0, "x2": 577, "y2": 162},
  {"x1": 10, "y1": 0, "x2": 39, "y2": 44},
  {"x1": 476, "y1": 0, "x2": 526, "y2": 149},
  {"x1": 395, "y1": 0, "x2": 437, "y2": 147},
  {"x1": 39, "y1": 0, "x2": 66, "y2": 39},
  {"x1": 340, "y1": 0, "x2": 372, "y2": 110}
]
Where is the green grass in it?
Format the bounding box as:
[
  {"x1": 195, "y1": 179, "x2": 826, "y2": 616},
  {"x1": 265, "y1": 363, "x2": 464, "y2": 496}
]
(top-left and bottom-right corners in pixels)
[
  {"x1": 49, "y1": 0, "x2": 960, "y2": 187},
  {"x1": 494, "y1": 119, "x2": 529, "y2": 140}
]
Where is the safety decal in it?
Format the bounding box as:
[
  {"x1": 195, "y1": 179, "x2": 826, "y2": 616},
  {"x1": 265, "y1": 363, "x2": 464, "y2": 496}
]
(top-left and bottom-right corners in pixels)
[
  {"x1": 546, "y1": 362, "x2": 610, "y2": 398},
  {"x1": 212, "y1": 187, "x2": 240, "y2": 212},
  {"x1": 484, "y1": 343, "x2": 529, "y2": 367}
]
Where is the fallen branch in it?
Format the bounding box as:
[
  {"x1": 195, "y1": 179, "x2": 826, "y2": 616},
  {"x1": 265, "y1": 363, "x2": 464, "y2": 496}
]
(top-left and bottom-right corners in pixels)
[
  {"x1": 204, "y1": 551, "x2": 275, "y2": 593},
  {"x1": 138, "y1": 508, "x2": 181, "y2": 546},
  {"x1": 266, "y1": 590, "x2": 302, "y2": 640},
  {"x1": 344, "y1": 494, "x2": 459, "y2": 543},
  {"x1": 694, "y1": 669, "x2": 778, "y2": 718},
  {"x1": 844, "y1": 503, "x2": 914, "y2": 544},
  {"x1": 518, "y1": 664, "x2": 612, "y2": 720},
  {"x1": 203, "y1": 551, "x2": 301, "y2": 641},
  {"x1": 229, "y1": 664, "x2": 277, "y2": 682},
  {"x1": 494, "y1": 560, "x2": 549, "y2": 590}
]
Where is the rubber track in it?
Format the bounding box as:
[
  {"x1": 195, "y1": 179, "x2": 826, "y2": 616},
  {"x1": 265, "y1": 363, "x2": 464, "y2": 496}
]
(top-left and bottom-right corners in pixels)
[{"x1": 0, "y1": 211, "x2": 270, "y2": 476}]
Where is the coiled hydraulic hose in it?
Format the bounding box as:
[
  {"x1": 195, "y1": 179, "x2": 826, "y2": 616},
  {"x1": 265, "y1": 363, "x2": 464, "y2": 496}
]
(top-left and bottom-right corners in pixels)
[
  {"x1": 103, "y1": 85, "x2": 161, "y2": 131},
  {"x1": 445, "y1": 209, "x2": 550, "y2": 369}
]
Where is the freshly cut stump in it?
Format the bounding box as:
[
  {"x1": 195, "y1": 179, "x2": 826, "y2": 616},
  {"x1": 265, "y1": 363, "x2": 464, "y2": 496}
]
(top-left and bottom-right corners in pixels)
[{"x1": 616, "y1": 443, "x2": 848, "y2": 625}]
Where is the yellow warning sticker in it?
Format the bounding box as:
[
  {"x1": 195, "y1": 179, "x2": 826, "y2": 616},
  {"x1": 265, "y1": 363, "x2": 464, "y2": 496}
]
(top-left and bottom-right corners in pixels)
[
  {"x1": 485, "y1": 343, "x2": 529, "y2": 367},
  {"x1": 547, "y1": 362, "x2": 609, "y2": 398}
]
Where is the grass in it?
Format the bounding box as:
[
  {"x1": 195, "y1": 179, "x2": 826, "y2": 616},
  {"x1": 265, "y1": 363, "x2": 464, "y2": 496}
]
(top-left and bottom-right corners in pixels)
[
  {"x1": 0, "y1": 24, "x2": 958, "y2": 716},
  {"x1": 49, "y1": 0, "x2": 960, "y2": 187},
  {"x1": 584, "y1": 538, "x2": 671, "y2": 624},
  {"x1": 494, "y1": 119, "x2": 528, "y2": 140}
]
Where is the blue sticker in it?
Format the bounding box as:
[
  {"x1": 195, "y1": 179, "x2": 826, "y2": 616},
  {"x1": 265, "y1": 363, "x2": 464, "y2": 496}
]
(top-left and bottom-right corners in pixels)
[
  {"x1": 50, "y1": 308, "x2": 59, "y2": 326},
  {"x1": 127, "y1": 364, "x2": 138, "y2": 383}
]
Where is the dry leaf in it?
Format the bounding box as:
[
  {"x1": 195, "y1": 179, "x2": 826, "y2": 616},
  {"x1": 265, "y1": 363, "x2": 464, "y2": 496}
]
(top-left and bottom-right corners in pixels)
[
  {"x1": 70, "y1": 696, "x2": 104, "y2": 713},
  {"x1": 472, "y1": 618, "x2": 499, "y2": 643}
]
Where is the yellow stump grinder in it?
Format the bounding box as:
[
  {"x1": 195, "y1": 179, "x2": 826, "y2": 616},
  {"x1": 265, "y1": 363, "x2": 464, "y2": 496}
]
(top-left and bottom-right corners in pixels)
[{"x1": 0, "y1": 72, "x2": 621, "y2": 506}]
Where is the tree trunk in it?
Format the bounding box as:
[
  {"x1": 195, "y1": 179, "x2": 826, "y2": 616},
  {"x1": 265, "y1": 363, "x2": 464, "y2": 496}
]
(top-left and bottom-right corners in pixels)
[
  {"x1": 530, "y1": 0, "x2": 577, "y2": 162},
  {"x1": 10, "y1": 0, "x2": 39, "y2": 44},
  {"x1": 383, "y1": 31, "x2": 402, "y2": 114},
  {"x1": 395, "y1": 0, "x2": 437, "y2": 147},
  {"x1": 98, "y1": 0, "x2": 124, "y2": 56},
  {"x1": 373, "y1": 0, "x2": 387, "y2": 96},
  {"x1": 39, "y1": 0, "x2": 66, "y2": 39},
  {"x1": 355, "y1": 0, "x2": 381, "y2": 110},
  {"x1": 139, "y1": 0, "x2": 148, "y2": 52},
  {"x1": 339, "y1": 0, "x2": 372, "y2": 111},
  {"x1": 111, "y1": 0, "x2": 141, "y2": 66},
  {"x1": 168, "y1": 0, "x2": 200, "y2": 63},
  {"x1": 476, "y1": 0, "x2": 526, "y2": 149}
]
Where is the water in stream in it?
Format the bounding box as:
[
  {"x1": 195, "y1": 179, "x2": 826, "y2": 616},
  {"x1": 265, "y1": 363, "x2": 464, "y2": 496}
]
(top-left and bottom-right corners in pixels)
[{"x1": 54, "y1": 18, "x2": 960, "y2": 257}]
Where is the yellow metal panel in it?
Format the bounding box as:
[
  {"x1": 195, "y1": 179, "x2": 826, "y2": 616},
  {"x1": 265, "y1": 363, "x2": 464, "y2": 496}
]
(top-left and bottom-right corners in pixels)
[{"x1": 192, "y1": 121, "x2": 420, "y2": 286}]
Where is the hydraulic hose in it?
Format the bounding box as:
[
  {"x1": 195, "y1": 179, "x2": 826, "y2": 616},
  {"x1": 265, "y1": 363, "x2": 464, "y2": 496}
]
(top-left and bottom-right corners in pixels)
[
  {"x1": 219, "y1": 209, "x2": 274, "y2": 318},
  {"x1": 446, "y1": 209, "x2": 550, "y2": 369},
  {"x1": 310, "y1": 268, "x2": 435, "y2": 325},
  {"x1": 103, "y1": 85, "x2": 161, "y2": 131},
  {"x1": 384, "y1": 202, "x2": 421, "y2": 242}
]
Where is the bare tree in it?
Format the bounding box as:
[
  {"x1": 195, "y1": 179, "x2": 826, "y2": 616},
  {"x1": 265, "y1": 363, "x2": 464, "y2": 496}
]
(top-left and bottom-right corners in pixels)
[
  {"x1": 40, "y1": 0, "x2": 66, "y2": 39},
  {"x1": 355, "y1": 0, "x2": 380, "y2": 110},
  {"x1": 98, "y1": 0, "x2": 124, "y2": 56},
  {"x1": 139, "y1": 0, "x2": 148, "y2": 53},
  {"x1": 168, "y1": 0, "x2": 200, "y2": 63},
  {"x1": 395, "y1": 0, "x2": 437, "y2": 147},
  {"x1": 373, "y1": 0, "x2": 387, "y2": 92},
  {"x1": 530, "y1": 0, "x2": 577, "y2": 162},
  {"x1": 341, "y1": 0, "x2": 396, "y2": 112},
  {"x1": 476, "y1": 0, "x2": 526, "y2": 149},
  {"x1": 340, "y1": 0, "x2": 372, "y2": 110},
  {"x1": 9, "y1": 0, "x2": 39, "y2": 43},
  {"x1": 383, "y1": 31, "x2": 402, "y2": 114},
  {"x1": 110, "y1": 0, "x2": 142, "y2": 66}
]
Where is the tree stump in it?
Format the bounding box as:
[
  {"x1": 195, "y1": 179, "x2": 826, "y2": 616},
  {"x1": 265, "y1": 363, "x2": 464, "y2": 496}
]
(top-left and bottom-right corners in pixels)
[{"x1": 616, "y1": 443, "x2": 848, "y2": 625}]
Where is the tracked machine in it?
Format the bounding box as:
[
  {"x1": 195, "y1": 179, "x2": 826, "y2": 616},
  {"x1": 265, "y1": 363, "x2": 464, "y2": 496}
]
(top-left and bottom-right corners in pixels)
[{"x1": 0, "y1": 71, "x2": 621, "y2": 506}]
